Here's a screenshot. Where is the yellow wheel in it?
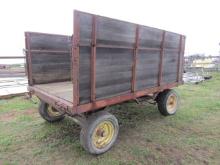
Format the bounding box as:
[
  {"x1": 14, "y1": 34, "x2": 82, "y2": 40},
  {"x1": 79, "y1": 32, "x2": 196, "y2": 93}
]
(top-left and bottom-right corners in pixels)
[
  {"x1": 156, "y1": 89, "x2": 179, "y2": 116},
  {"x1": 80, "y1": 111, "x2": 119, "y2": 154},
  {"x1": 166, "y1": 94, "x2": 178, "y2": 114},
  {"x1": 38, "y1": 100, "x2": 65, "y2": 122},
  {"x1": 92, "y1": 121, "x2": 115, "y2": 149},
  {"x1": 47, "y1": 106, "x2": 63, "y2": 117}
]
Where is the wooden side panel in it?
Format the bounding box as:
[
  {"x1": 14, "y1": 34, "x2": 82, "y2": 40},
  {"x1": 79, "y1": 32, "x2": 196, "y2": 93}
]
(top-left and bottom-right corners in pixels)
[
  {"x1": 96, "y1": 17, "x2": 136, "y2": 47},
  {"x1": 79, "y1": 46, "x2": 91, "y2": 104},
  {"x1": 162, "y1": 32, "x2": 180, "y2": 83},
  {"x1": 96, "y1": 48, "x2": 133, "y2": 99},
  {"x1": 29, "y1": 33, "x2": 71, "y2": 50},
  {"x1": 162, "y1": 50, "x2": 179, "y2": 83},
  {"x1": 26, "y1": 32, "x2": 71, "y2": 84},
  {"x1": 136, "y1": 50, "x2": 160, "y2": 90},
  {"x1": 139, "y1": 26, "x2": 163, "y2": 48},
  {"x1": 74, "y1": 10, "x2": 185, "y2": 105},
  {"x1": 79, "y1": 13, "x2": 92, "y2": 45}
]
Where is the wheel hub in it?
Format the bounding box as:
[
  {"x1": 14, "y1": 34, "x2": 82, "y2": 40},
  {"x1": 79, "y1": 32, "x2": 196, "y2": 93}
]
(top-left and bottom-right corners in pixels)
[
  {"x1": 166, "y1": 94, "x2": 177, "y2": 113},
  {"x1": 47, "y1": 107, "x2": 62, "y2": 117},
  {"x1": 92, "y1": 121, "x2": 114, "y2": 149}
]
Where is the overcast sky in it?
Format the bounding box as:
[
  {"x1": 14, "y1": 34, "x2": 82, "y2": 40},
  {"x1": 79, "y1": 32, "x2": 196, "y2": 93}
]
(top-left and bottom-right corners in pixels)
[{"x1": 0, "y1": 0, "x2": 220, "y2": 57}]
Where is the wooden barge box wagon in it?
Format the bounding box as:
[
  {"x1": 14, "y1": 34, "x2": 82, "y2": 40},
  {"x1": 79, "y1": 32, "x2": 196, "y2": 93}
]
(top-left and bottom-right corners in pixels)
[{"x1": 25, "y1": 10, "x2": 185, "y2": 154}]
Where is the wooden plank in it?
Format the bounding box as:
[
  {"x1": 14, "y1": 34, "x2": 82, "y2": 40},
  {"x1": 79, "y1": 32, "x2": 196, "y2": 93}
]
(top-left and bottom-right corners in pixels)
[
  {"x1": 180, "y1": 36, "x2": 186, "y2": 83},
  {"x1": 32, "y1": 71, "x2": 70, "y2": 84},
  {"x1": 32, "y1": 63, "x2": 70, "y2": 73},
  {"x1": 136, "y1": 78, "x2": 158, "y2": 90},
  {"x1": 95, "y1": 47, "x2": 133, "y2": 100},
  {"x1": 96, "y1": 16, "x2": 136, "y2": 47},
  {"x1": 96, "y1": 71, "x2": 132, "y2": 87},
  {"x1": 96, "y1": 82, "x2": 131, "y2": 99},
  {"x1": 131, "y1": 25, "x2": 139, "y2": 92},
  {"x1": 158, "y1": 31, "x2": 166, "y2": 86},
  {"x1": 73, "y1": 10, "x2": 80, "y2": 110},
  {"x1": 26, "y1": 32, "x2": 71, "y2": 84},
  {"x1": 79, "y1": 46, "x2": 91, "y2": 104},
  {"x1": 34, "y1": 81, "x2": 73, "y2": 102},
  {"x1": 91, "y1": 15, "x2": 97, "y2": 102},
  {"x1": 28, "y1": 32, "x2": 71, "y2": 50},
  {"x1": 31, "y1": 53, "x2": 70, "y2": 64},
  {"x1": 79, "y1": 12, "x2": 93, "y2": 45},
  {"x1": 139, "y1": 26, "x2": 163, "y2": 48},
  {"x1": 25, "y1": 32, "x2": 33, "y2": 85}
]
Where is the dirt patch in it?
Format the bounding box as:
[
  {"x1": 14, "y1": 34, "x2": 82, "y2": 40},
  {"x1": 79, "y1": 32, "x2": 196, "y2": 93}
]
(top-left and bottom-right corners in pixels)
[
  {"x1": 22, "y1": 109, "x2": 36, "y2": 116},
  {"x1": 147, "y1": 143, "x2": 185, "y2": 164},
  {"x1": 189, "y1": 147, "x2": 214, "y2": 164},
  {"x1": 0, "y1": 109, "x2": 37, "y2": 122},
  {"x1": 0, "y1": 110, "x2": 18, "y2": 122}
]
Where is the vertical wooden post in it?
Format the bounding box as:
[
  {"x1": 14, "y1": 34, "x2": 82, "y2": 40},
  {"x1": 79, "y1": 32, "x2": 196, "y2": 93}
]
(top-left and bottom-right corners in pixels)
[
  {"x1": 72, "y1": 11, "x2": 80, "y2": 112},
  {"x1": 91, "y1": 15, "x2": 97, "y2": 102},
  {"x1": 177, "y1": 35, "x2": 183, "y2": 83},
  {"x1": 131, "y1": 25, "x2": 139, "y2": 92},
  {"x1": 25, "y1": 32, "x2": 33, "y2": 86},
  {"x1": 158, "y1": 31, "x2": 166, "y2": 86},
  {"x1": 180, "y1": 36, "x2": 186, "y2": 83}
]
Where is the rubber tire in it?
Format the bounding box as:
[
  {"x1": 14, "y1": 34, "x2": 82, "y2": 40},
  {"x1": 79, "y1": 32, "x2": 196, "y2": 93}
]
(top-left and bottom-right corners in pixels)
[
  {"x1": 80, "y1": 111, "x2": 119, "y2": 155},
  {"x1": 38, "y1": 100, "x2": 65, "y2": 123},
  {"x1": 156, "y1": 89, "x2": 179, "y2": 116}
]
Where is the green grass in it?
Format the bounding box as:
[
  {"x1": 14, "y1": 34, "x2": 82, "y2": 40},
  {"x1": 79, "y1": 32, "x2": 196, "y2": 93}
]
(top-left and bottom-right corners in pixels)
[{"x1": 0, "y1": 73, "x2": 220, "y2": 165}]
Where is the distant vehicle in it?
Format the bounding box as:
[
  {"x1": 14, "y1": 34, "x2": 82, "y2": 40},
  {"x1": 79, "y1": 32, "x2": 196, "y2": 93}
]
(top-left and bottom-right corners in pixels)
[
  {"x1": 25, "y1": 10, "x2": 185, "y2": 154},
  {"x1": 0, "y1": 65, "x2": 6, "y2": 69}
]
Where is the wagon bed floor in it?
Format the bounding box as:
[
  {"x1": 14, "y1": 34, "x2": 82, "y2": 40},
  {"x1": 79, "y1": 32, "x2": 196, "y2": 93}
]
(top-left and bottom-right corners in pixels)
[{"x1": 34, "y1": 81, "x2": 73, "y2": 102}]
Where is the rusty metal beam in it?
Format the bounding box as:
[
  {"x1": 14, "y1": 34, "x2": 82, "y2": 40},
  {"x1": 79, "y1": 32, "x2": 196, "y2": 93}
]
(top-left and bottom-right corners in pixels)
[
  {"x1": 77, "y1": 82, "x2": 178, "y2": 113},
  {"x1": 131, "y1": 25, "x2": 139, "y2": 92},
  {"x1": 29, "y1": 81, "x2": 177, "y2": 115},
  {"x1": 72, "y1": 11, "x2": 80, "y2": 113},
  {"x1": 158, "y1": 31, "x2": 166, "y2": 86},
  {"x1": 24, "y1": 49, "x2": 70, "y2": 53},
  {"x1": 78, "y1": 43, "x2": 179, "y2": 52},
  {"x1": 91, "y1": 15, "x2": 97, "y2": 102},
  {"x1": 26, "y1": 31, "x2": 69, "y2": 37},
  {"x1": 0, "y1": 56, "x2": 25, "y2": 59}
]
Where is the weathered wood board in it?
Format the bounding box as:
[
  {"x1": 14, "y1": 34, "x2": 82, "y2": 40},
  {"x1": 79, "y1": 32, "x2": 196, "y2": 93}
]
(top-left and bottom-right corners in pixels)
[{"x1": 25, "y1": 32, "x2": 72, "y2": 84}]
